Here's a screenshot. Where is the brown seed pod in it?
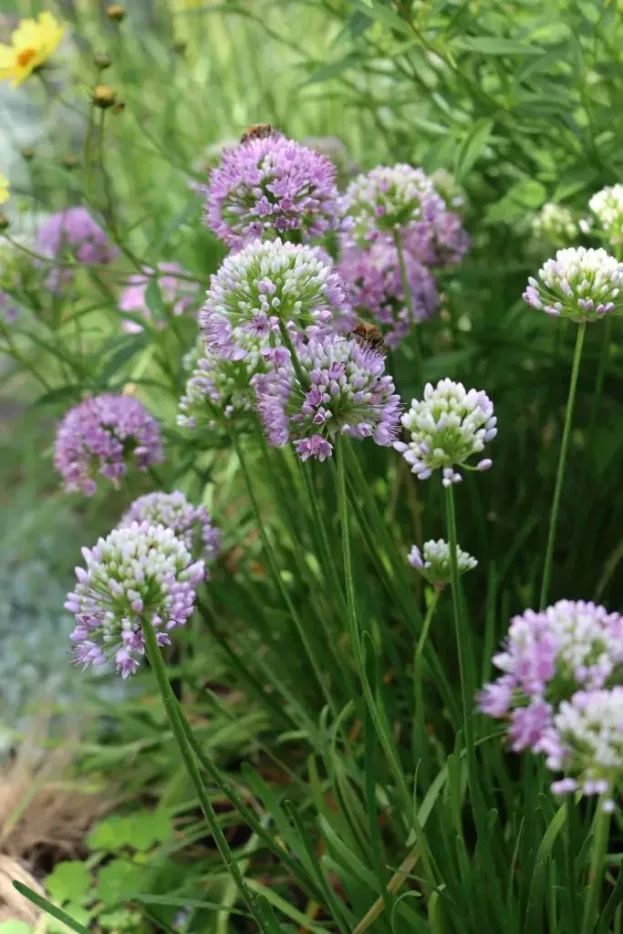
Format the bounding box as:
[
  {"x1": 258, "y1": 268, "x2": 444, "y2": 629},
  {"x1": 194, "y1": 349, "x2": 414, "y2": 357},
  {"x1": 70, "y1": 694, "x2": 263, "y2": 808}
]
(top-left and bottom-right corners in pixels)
[
  {"x1": 239, "y1": 123, "x2": 279, "y2": 144},
  {"x1": 351, "y1": 321, "x2": 386, "y2": 353},
  {"x1": 93, "y1": 84, "x2": 116, "y2": 109},
  {"x1": 106, "y1": 4, "x2": 126, "y2": 21}
]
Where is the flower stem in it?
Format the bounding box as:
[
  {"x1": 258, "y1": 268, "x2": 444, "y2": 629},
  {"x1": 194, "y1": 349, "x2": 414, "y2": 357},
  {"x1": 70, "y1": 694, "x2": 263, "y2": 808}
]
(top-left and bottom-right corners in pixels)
[
  {"x1": 141, "y1": 616, "x2": 277, "y2": 934},
  {"x1": 581, "y1": 800, "x2": 611, "y2": 934},
  {"x1": 540, "y1": 321, "x2": 586, "y2": 609},
  {"x1": 413, "y1": 588, "x2": 441, "y2": 788},
  {"x1": 393, "y1": 228, "x2": 423, "y2": 375}
]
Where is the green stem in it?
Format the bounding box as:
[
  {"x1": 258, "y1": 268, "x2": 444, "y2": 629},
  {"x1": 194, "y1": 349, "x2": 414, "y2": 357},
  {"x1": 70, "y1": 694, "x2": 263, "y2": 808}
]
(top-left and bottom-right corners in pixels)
[
  {"x1": 231, "y1": 430, "x2": 337, "y2": 720},
  {"x1": 586, "y1": 316, "x2": 611, "y2": 447},
  {"x1": 540, "y1": 322, "x2": 586, "y2": 609},
  {"x1": 582, "y1": 800, "x2": 611, "y2": 934},
  {"x1": 445, "y1": 485, "x2": 474, "y2": 726},
  {"x1": 393, "y1": 228, "x2": 423, "y2": 375},
  {"x1": 83, "y1": 102, "x2": 97, "y2": 202},
  {"x1": 336, "y1": 437, "x2": 436, "y2": 887},
  {"x1": 413, "y1": 589, "x2": 441, "y2": 788},
  {"x1": 278, "y1": 319, "x2": 309, "y2": 389},
  {"x1": 141, "y1": 617, "x2": 276, "y2": 934}
]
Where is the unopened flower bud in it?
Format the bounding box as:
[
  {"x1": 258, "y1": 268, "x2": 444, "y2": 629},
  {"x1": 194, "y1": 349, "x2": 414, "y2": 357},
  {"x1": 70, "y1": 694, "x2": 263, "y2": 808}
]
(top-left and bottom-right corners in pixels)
[
  {"x1": 0, "y1": 214, "x2": 9, "y2": 232},
  {"x1": 173, "y1": 40, "x2": 187, "y2": 55},
  {"x1": 62, "y1": 155, "x2": 79, "y2": 170},
  {"x1": 21, "y1": 147, "x2": 35, "y2": 162},
  {"x1": 106, "y1": 4, "x2": 126, "y2": 21},
  {"x1": 93, "y1": 84, "x2": 116, "y2": 109},
  {"x1": 95, "y1": 52, "x2": 112, "y2": 70}
]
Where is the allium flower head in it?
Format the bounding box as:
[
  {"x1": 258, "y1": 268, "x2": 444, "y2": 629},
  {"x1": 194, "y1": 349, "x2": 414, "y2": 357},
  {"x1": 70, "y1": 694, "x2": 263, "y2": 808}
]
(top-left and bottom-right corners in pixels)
[
  {"x1": 478, "y1": 600, "x2": 623, "y2": 752},
  {"x1": 589, "y1": 184, "x2": 623, "y2": 246},
  {"x1": 408, "y1": 539, "x2": 477, "y2": 586},
  {"x1": 54, "y1": 394, "x2": 164, "y2": 495},
  {"x1": 341, "y1": 164, "x2": 443, "y2": 248},
  {"x1": 37, "y1": 207, "x2": 118, "y2": 266},
  {"x1": 177, "y1": 337, "x2": 267, "y2": 431},
  {"x1": 199, "y1": 238, "x2": 350, "y2": 358},
  {"x1": 256, "y1": 333, "x2": 401, "y2": 461},
  {"x1": 338, "y1": 238, "x2": 437, "y2": 348},
  {"x1": 542, "y1": 688, "x2": 623, "y2": 808},
  {"x1": 523, "y1": 247, "x2": 623, "y2": 322},
  {"x1": 120, "y1": 491, "x2": 220, "y2": 564},
  {"x1": 203, "y1": 133, "x2": 341, "y2": 248},
  {"x1": 395, "y1": 379, "x2": 496, "y2": 485},
  {"x1": 66, "y1": 522, "x2": 204, "y2": 678},
  {"x1": 119, "y1": 262, "x2": 200, "y2": 333},
  {"x1": 0, "y1": 12, "x2": 65, "y2": 88},
  {"x1": 531, "y1": 203, "x2": 578, "y2": 248}
]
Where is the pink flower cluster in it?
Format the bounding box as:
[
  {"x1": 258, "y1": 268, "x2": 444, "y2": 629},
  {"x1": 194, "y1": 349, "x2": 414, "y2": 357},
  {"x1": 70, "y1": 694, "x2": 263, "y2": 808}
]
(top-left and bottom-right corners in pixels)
[
  {"x1": 54, "y1": 394, "x2": 164, "y2": 495},
  {"x1": 119, "y1": 262, "x2": 200, "y2": 333},
  {"x1": 479, "y1": 600, "x2": 623, "y2": 804}
]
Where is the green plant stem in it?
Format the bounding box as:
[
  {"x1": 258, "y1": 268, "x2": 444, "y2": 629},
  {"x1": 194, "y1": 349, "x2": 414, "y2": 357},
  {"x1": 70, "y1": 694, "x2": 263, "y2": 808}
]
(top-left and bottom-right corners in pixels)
[
  {"x1": 413, "y1": 588, "x2": 441, "y2": 788},
  {"x1": 83, "y1": 101, "x2": 97, "y2": 201},
  {"x1": 336, "y1": 437, "x2": 436, "y2": 888},
  {"x1": 540, "y1": 322, "x2": 586, "y2": 609},
  {"x1": 141, "y1": 616, "x2": 277, "y2": 934},
  {"x1": 394, "y1": 228, "x2": 423, "y2": 375},
  {"x1": 582, "y1": 801, "x2": 611, "y2": 934},
  {"x1": 230, "y1": 429, "x2": 337, "y2": 720}
]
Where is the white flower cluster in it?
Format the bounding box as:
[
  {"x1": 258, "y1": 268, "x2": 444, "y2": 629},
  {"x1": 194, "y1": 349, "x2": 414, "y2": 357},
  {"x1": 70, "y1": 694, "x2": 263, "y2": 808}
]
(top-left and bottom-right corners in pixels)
[
  {"x1": 395, "y1": 379, "x2": 496, "y2": 485},
  {"x1": 523, "y1": 247, "x2": 623, "y2": 322},
  {"x1": 543, "y1": 687, "x2": 623, "y2": 811},
  {"x1": 120, "y1": 491, "x2": 221, "y2": 565},
  {"x1": 199, "y1": 238, "x2": 348, "y2": 358},
  {"x1": 589, "y1": 184, "x2": 623, "y2": 245},
  {"x1": 66, "y1": 522, "x2": 205, "y2": 678},
  {"x1": 408, "y1": 539, "x2": 477, "y2": 586},
  {"x1": 531, "y1": 203, "x2": 578, "y2": 247},
  {"x1": 341, "y1": 164, "x2": 443, "y2": 246}
]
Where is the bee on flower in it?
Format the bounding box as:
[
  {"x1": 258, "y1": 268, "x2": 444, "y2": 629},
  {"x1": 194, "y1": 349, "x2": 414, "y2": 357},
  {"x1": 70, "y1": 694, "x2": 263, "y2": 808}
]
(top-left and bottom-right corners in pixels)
[{"x1": 0, "y1": 13, "x2": 65, "y2": 87}]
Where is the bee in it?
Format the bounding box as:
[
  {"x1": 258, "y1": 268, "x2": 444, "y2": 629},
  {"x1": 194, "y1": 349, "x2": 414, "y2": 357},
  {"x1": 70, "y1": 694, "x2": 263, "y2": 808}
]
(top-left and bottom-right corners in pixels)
[
  {"x1": 240, "y1": 123, "x2": 279, "y2": 144},
  {"x1": 351, "y1": 321, "x2": 386, "y2": 353}
]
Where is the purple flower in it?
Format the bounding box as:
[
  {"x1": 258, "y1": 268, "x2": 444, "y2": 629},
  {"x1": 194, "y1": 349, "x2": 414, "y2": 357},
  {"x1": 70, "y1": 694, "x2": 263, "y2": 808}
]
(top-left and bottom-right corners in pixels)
[
  {"x1": 120, "y1": 491, "x2": 220, "y2": 565},
  {"x1": 37, "y1": 207, "x2": 118, "y2": 266},
  {"x1": 199, "y1": 238, "x2": 351, "y2": 359},
  {"x1": 119, "y1": 262, "x2": 200, "y2": 333},
  {"x1": 478, "y1": 600, "x2": 623, "y2": 752},
  {"x1": 66, "y1": 521, "x2": 204, "y2": 678},
  {"x1": 340, "y1": 164, "x2": 444, "y2": 248},
  {"x1": 202, "y1": 133, "x2": 341, "y2": 248},
  {"x1": 337, "y1": 237, "x2": 437, "y2": 348},
  {"x1": 54, "y1": 393, "x2": 164, "y2": 495},
  {"x1": 256, "y1": 333, "x2": 401, "y2": 461}
]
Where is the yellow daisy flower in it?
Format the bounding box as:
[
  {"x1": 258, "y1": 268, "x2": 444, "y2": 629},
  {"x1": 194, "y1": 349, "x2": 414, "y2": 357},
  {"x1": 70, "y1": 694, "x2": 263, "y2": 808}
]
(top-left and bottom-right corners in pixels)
[
  {"x1": 0, "y1": 12, "x2": 65, "y2": 88},
  {"x1": 0, "y1": 174, "x2": 8, "y2": 205}
]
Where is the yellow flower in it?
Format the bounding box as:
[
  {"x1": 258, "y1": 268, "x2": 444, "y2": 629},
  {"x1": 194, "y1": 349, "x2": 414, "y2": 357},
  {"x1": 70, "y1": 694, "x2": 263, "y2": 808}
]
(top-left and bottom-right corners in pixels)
[
  {"x1": 0, "y1": 174, "x2": 8, "y2": 205},
  {"x1": 0, "y1": 13, "x2": 65, "y2": 88}
]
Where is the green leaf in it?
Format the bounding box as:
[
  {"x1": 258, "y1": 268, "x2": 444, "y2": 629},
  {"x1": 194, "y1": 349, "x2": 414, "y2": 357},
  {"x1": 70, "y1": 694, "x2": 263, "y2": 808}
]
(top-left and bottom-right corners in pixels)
[
  {"x1": 524, "y1": 805, "x2": 566, "y2": 931},
  {"x1": 87, "y1": 815, "x2": 134, "y2": 852},
  {"x1": 130, "y1": 810, "x2": 174, "y2": 851},
  {"x1": 46, "y1": 862, "x2": 91, "y2": 905},
  {"x1": 453, "y1": 35, "x2": 543, "y2": 56},
  {"x1": 348, "y1": 0, "x2": 412, "y2": 38},
  {"x1": 12, "y1": 883, "x2": 91, "y2": 934},
  {"x1": 145, "y1": 277, "x2": 166, "y2": 317},
  {"x1": 94, "y1": 335, "x2": 147, "y2": 388},
  {"x1": 303, "y1": 55, "x2": 358, "y2": 85},
  {"x1": 454, "y1": 118, "x2": 493, "y2": 183},
  {"x1": 95, "y1": 859, "x2": 151, "y2": 903}
]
